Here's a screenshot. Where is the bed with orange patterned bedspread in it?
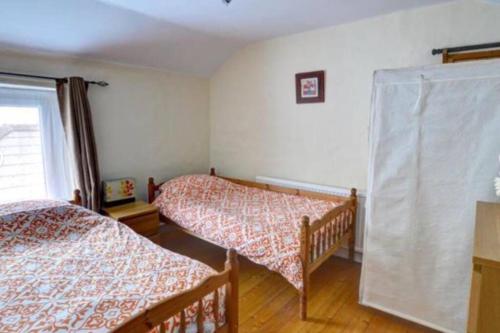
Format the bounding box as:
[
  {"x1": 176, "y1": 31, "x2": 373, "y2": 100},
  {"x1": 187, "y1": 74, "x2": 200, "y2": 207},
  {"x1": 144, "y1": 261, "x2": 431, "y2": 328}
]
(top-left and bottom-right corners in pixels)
[
  {"x1": 0, "y1": 200, "x2": 225, "y2": 333},
  {"x1": 154, "y1": 175, "x2": 345, "y2": 290}
]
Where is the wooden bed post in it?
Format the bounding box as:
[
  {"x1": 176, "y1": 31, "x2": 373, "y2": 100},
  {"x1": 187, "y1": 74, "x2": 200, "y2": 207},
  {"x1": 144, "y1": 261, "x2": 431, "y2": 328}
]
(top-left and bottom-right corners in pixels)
[
  {"x1": 225, "y1": 249, "x2": 239, "y2": 333},
  {"x1": 210, "y1": 168, "x2": 216, "y2": 176},
  {"x1": 147, "y1": 177, "x2": 155, "y2": 204},
  {"x1": 300, "y1": 216, "x2": 310, "y2": 320},
  {"x1": 349, "y1": 188, "x2": 357, "y2": 261},
  {"x1": 72, "y1": 189, "x2": 82, "y2": 206}
]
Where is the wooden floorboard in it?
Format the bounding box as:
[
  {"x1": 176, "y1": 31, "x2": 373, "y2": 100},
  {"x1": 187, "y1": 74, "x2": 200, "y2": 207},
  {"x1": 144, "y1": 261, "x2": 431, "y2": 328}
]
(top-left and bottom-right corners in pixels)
[{"x1": 158, "y1": 225, "x2": 437, "y2": 333}]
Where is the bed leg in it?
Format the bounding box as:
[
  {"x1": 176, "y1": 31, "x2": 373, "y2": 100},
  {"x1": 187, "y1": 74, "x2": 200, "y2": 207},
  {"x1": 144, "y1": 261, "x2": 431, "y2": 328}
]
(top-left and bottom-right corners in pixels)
[
  {"x1": 300, "y1": 216, "x2": 310, "y2": 320},
  {"x1": 225, "y1": 249, "x2": 239, "y2": 333},
  {"x1": 300, "y1": 286, "x2": 308, "y2": 321},
  {"x1": 348, "y1": 231, "x2": 355, "y2": 261}
]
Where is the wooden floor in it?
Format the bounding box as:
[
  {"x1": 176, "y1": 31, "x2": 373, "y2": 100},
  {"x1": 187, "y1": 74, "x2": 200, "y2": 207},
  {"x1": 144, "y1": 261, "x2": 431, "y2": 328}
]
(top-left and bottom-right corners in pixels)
[{"x1": 158, "y1": 226, "x2": 436, "y2": 333}]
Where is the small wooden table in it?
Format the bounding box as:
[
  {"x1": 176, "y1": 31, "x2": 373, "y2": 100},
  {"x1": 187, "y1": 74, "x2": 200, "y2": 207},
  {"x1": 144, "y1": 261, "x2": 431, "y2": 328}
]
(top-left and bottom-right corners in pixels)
[
  {"x1": 468, "y1": 201, "x2": 500, "y2": 333},
  {"x1": 103, "y1": 200, "x2": 160, "y2": 244}
]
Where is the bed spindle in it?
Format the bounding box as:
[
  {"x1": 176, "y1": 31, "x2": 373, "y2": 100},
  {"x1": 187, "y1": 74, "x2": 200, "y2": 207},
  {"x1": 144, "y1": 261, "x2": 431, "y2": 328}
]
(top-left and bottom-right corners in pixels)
[
  {"x1": 328, "y1": 223, "x2": 334, "y2": 248},
  {"x1": 314, "y1": 232, "x2": 317, "y2": 259},
  {"x1": 321, "y1": 228, "x2": 326, "y2": 255},
  {"x1": 180, "y1": 309, "x2": 186, "y2": 333},
  {"x1": 224, "y1": 284, "x2": 230, "y2": 332},
  {"x1": 329, "y1": 223, "x2": 333, "y2": 247},
  {"x1": 309, "y1": 242, "x2": 314, "y2": 262},
  {"x1": 345, "y1": 213, "x2": 348, "y2": 230},
  {"x1": 340, "y1": 215, "x2": 344, "y2": 239},
  {"x1": 333, "y1": 222, "x2": 336, "y2": 243},
  {"x1": 339, "y1": 212, "x2": 343, "y2": 235},
  {"x1": 197, "y1": 299, "x2": 204, "y2": 331},
  {"x1": 315, "y1": 232, "x2": 321, "y2": 259},
  {"x1": 325, "y1": 224, "x2": 330, "y2": 249},
  {"x1": 213, "y1": 290, "x2": 219, "y2": 328},
  {"x1": 334, "y1": 218, "x2": 337, "y2": 242},
  {"x1": 333, "y1": 220, "x2": 337, "y2": 241},
  {"x1": 337, "y1": 214, "x2": 344, "y2": 235}
]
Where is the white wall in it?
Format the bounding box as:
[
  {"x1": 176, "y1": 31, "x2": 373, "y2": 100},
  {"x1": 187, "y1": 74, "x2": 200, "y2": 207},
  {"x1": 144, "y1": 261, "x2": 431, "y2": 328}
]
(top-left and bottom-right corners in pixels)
[
  {"x1": 0, "y1": 49, "x2": 210, "y2": 199},
  {"x1": 2, "y1": 0, "x2": 498, "y2": 200},
  {"x1": 210, "y1": 0, "x2": 500, "y2": 190}
]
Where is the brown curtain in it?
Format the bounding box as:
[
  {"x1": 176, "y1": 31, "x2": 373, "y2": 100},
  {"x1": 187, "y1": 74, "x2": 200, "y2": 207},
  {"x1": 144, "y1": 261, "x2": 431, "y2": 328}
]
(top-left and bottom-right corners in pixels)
[{"x1": 56, "y1": 77, "x2": 101, "y2": 211}]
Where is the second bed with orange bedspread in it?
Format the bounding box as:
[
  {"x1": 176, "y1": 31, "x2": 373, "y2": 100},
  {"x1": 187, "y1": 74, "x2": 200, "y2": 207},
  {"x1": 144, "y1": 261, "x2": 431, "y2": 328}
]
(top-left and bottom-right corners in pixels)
[{"x1": 154, "y1": 174, "x2": 348, "y2": 290}]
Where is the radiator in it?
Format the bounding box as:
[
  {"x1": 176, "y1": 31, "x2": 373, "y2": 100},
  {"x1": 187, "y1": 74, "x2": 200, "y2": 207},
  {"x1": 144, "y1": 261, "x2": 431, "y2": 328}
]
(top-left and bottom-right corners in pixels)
[{"x1": 256, "y1": 176, "x2": 365, "y2": 263}]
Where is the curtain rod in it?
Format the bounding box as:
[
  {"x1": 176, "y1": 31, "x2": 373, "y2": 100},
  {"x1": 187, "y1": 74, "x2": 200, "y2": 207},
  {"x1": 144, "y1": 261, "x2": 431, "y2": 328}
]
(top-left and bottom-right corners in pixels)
[
  {"x1": 432, "y1": 42, "x2": 500, "y2": 55},
  {"x1": 0, "y1": 71, "x2": 109, "y2": 87}
]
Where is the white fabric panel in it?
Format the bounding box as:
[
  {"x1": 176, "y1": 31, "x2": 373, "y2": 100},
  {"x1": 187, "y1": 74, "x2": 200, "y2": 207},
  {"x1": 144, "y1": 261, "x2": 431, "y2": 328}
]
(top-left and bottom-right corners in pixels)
[
  {"x1": 0, "y1": 83, "x2": 73, "y2": 200},
  {"x1": 360, "y1": 60, "x2": 500, "y2": 332},
  {"x1": 37, "y1": 89, "x2": 74, "y2": 200}
]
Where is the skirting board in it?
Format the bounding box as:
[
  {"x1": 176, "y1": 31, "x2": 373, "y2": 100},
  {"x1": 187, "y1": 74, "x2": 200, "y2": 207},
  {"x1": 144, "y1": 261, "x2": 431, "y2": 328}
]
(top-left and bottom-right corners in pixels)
[{"x1": 256, "y1": 176, "x2": 365, "y2": 263}]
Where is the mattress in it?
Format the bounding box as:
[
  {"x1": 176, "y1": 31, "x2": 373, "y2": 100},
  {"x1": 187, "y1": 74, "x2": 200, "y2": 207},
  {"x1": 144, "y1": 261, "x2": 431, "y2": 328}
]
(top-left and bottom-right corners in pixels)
[
  {"x1": 155, "y1": 174, "x2": 342, "y2": 290},
  {"x1": 0, "y1": 200, "x2": 224, "y2": 333}
]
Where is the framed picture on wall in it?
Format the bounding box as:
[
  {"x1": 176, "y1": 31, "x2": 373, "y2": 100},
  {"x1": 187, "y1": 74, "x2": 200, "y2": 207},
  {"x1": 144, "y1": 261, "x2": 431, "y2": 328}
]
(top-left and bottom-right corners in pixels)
[{"x1": 295, "y1": 70, "x2": 325, "y2": 104}]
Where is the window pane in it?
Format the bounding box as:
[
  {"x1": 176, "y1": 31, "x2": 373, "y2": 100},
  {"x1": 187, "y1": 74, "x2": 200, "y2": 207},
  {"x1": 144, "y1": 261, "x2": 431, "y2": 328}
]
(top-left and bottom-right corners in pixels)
[{"x1": 0, "y1": 106, "x2": 47, "y2": 203}]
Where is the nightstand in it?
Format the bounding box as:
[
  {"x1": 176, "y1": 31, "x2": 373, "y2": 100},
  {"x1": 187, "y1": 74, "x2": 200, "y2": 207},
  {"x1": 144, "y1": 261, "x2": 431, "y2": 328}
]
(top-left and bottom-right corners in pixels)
[{"x1": 103, "y1": 200, "x2": 160, "y2": 243}]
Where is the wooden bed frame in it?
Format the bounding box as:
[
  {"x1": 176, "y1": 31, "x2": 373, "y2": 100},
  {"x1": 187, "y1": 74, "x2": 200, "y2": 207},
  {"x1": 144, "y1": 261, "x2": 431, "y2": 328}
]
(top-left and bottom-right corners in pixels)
[
  {"x1": 69, "y1": 189, "x2": 239, "y2": 333},
  {"x1": 147, "y1": 168, "x2": 357, "y2": 320},
  {"x1": 115, "y1": 249, "x2": 239, "y2": 333}
]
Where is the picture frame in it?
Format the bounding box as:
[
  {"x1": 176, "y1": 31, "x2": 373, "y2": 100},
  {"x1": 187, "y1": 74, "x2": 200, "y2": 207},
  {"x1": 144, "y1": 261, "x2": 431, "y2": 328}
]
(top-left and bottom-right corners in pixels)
[
  {"x1": 102, "y1": 177, "x2": 136, "y2": 207},
  {"x1": 295, "y1": 70, "x2": 325, "y2": 104}
]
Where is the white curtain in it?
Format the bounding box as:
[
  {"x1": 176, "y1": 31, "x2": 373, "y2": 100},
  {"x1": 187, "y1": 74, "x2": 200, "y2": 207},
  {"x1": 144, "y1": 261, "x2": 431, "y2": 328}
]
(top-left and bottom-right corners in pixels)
[
  {"x1": 0, "y1": 81, "x2": 73, "y2": 200},
  {"x1": 360, "y1": 60, "x2": 500, "y2": 332}
]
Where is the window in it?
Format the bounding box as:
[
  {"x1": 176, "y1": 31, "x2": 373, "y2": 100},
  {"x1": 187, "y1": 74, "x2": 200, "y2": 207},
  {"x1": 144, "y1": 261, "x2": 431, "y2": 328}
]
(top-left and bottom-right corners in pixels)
[
  {"x1": 0, "y1": 82, "x2": 73, "y2": 203},
  {"x1": 0, "y1": 107, "x2": 45, "y2": 202}
]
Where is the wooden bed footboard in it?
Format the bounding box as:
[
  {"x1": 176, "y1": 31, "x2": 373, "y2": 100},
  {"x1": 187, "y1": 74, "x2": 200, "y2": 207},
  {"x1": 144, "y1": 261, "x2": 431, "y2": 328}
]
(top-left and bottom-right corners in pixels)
[
  {"x1": 114, "y1": 249, "x2": 239, "y2": 333},
  {"x1": 71, "y1": 189, "x2": 239, "y2": 332},
  {"x1": 148, "y1": 168, "x2": 357, "y2": 321},
  {"x1": 299, "y1": 189, "x2": 357, "y2": 320}
]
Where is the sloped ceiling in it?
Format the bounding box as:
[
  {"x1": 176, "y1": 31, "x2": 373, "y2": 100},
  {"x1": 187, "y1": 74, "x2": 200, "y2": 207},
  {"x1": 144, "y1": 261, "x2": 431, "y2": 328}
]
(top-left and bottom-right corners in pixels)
[{"x1": 0, "y1": 0, "x2": 454, "y2": 77}]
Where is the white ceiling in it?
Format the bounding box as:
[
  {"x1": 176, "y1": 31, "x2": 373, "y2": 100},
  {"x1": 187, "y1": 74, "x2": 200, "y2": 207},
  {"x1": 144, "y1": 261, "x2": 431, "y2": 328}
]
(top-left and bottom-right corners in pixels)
[{"x1": 0, "y1": 0, "x2": 454, "y2": 77}]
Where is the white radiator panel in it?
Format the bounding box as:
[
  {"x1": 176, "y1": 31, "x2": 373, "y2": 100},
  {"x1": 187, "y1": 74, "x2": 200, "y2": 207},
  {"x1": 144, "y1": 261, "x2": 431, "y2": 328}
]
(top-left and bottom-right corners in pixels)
[{"x1": 256, "y1": 176, "x2": 365, "y2": 262}]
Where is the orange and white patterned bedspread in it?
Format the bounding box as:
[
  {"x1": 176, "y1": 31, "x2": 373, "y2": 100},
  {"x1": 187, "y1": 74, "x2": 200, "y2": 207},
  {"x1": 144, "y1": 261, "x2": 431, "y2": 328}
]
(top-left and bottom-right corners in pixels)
[
  {"x1": 0, "y1": 200, "x2": 223, "y2": 333},
  {"x1": 155, "y1": 175, "x2": 342, "y2": 290}
]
